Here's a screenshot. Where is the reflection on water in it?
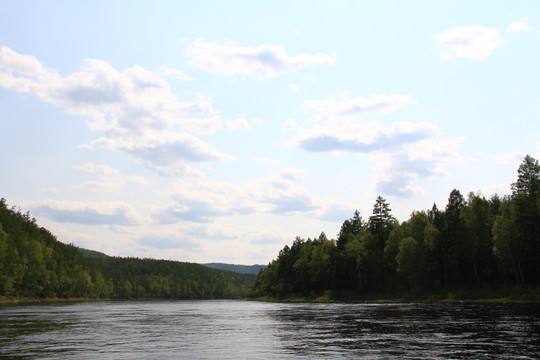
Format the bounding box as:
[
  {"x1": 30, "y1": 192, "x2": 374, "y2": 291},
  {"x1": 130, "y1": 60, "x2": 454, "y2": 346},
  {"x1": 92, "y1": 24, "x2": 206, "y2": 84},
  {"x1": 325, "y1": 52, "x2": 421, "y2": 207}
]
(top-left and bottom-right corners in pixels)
[{"x1": 0, "y1": 301, "x2": 539, "y2": 359}]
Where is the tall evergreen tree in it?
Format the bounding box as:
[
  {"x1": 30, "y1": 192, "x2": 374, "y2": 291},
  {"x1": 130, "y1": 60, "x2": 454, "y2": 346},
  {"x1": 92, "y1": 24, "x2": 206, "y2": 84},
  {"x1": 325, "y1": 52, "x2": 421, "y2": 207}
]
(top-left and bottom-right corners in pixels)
[
  {"x1": 444, "y1": 189, "x2": 467, "y2": 285},
  {"x1": 368, "y1": 196, "x2": 395, "y2": 287},
  {"x1": 369, "y1": 196, "x2": 394, "y2": 248},
  {"x1": 510, "y1": 155, "x2": 540, "y2": 282}
]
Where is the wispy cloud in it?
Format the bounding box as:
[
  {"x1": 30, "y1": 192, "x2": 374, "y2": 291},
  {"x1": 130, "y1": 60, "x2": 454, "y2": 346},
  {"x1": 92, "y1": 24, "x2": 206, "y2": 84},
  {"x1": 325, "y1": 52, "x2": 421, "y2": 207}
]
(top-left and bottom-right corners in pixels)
[
  {"x1": 432, "y1": 25, "x2": 502, "y2": 62},
  {"x1": 305, "y1": 91, "x2": 413, "y2": 119},
  {"x1": 32, "y1": 200, "x2": 144, "y2": 226},
  {"x1": 186, "y1": 39, "x2": 335, "y2": 79},
  {"x1": 158, "y1": 66, "x2": 193, "y2": 81},
  {"x1": 72, "y1": 162, "x2": 149, "y2": 191}
]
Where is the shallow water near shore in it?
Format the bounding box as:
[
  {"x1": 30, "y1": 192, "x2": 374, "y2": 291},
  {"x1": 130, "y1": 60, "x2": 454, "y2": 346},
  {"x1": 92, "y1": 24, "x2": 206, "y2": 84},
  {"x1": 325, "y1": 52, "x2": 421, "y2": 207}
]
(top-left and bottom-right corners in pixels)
[{"x1": 1, "y1": 300, "x2": 539, "y2": 359}]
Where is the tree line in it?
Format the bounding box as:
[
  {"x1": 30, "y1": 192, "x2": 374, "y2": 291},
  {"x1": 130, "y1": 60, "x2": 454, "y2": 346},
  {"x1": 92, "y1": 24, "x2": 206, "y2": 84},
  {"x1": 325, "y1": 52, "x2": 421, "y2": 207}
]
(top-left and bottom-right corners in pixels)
[
  {"x1": 248, "y1": 155, "x2": 540, "y2": 298},
  {"x1": 0, "y1": 199, "x2": 254, "y2": 300}
]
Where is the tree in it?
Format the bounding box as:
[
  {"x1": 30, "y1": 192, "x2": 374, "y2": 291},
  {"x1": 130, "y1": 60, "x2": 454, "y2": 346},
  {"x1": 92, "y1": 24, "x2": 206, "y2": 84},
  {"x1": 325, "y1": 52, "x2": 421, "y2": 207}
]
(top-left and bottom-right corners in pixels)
[
  {"x1": 511, "y1": 155, "x2": 540, "y2": 282},
  {"x1": 368, "y1": 196, "x2": 396, "y2": 287},
  {"x1": 369, "y1": 196, "x2": 395, "y2": 250},
  {"x1": 337, "y1": 210, "x2": 365, "y2": 250},
  {"x1": 493, "y1": 197, "x2": 524, "y2": 284},
  {"x1": 396, "y1": 237, "x2": 423, "y2": 290},
  {"x1": 443, "y1": 189, "x2": 467, "y2": 284},
  {"x1": 461, "y1": 192, "x2": 494, "y2": 283},
  {"x1": 511, "y1": 155, "x2": 540, "y2": 200},
  {"x1": 424, "y1": 224, "x2": 442, "y2": 288}
]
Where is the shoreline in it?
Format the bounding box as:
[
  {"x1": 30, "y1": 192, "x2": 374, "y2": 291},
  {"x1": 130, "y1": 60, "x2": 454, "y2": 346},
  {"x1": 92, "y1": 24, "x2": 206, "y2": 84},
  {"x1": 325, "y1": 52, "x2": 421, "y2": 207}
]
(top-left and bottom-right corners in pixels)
[
  {"x1": 248, "y1": 285, "x2": 540, "y2": 304},
  {"x1": 3, "y1": 286, "x2": 539, "y2": 305}
]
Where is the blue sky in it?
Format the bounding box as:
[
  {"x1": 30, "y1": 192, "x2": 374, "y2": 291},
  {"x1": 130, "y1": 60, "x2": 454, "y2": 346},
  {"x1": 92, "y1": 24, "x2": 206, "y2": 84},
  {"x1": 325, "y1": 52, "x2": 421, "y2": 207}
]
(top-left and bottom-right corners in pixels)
[{"x1": 1, "y1": 1, "x2": 539, "y2": 264}]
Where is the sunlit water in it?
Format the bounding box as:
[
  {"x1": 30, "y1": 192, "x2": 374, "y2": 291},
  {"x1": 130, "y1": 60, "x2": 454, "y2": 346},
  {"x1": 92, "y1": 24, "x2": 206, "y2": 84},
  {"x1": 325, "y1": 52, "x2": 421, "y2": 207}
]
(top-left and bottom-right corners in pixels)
[{"x1": 1, "y1": 300, "x2": 539, "y2": 359}]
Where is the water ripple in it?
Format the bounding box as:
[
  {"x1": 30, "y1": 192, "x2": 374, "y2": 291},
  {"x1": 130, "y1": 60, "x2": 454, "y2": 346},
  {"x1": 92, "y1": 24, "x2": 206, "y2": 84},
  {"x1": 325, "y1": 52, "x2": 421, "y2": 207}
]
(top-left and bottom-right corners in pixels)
[{"x1": 1, "y1": 301, "x2": 539, "y2": 359}]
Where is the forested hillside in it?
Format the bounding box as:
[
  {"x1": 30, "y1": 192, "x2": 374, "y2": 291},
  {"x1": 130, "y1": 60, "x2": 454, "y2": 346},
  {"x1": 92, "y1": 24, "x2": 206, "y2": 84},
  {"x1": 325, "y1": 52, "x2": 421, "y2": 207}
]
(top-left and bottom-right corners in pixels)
[
  {"x1": 202, "y1": 263, "x2": 266, "y2": 275},
  {"x1": 0, "y1": 199, "x2": 253, "y2": 300},
  {"x1": 248, "y1": 155, "x2": 540, "y2": 299}
]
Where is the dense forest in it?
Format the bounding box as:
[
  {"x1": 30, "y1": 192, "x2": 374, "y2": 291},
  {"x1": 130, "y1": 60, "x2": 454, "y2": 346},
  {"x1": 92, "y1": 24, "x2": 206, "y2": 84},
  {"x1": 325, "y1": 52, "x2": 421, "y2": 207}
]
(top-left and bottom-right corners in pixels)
[
  {"x1": 248, "y1": 155, "x2": 540, "y2": 299},
  {"x1": 202, "y1": 263, "x2": 266, "y2": 275},
  {"x1": 0, "y1": 200, "x2": 254, "y2": 300}
]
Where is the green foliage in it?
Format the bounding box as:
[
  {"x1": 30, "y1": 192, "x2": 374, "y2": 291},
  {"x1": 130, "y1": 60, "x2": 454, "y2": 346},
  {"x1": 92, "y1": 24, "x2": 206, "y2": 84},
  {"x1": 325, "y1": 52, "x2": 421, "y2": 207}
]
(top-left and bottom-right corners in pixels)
[
  {"x1": 202, "y1": 263, "x2": 266, "y2": 275},
  {"x1": 0, "y1": 199, "x2": 253, "y2": 300},
  {"x1": 249, "y1": 155, "x2": 540, "y2": 298}
]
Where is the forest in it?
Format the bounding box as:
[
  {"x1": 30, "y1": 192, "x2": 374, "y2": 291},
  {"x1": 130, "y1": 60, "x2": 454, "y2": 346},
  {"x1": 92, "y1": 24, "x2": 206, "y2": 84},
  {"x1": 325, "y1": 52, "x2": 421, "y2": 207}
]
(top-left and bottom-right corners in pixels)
[
  {"x1": 2, "y1": 155, "x2": 539, "y2": 302},
  {"x1": 248, "y1": 155, "x2": 540, "y2": 299},
  {"x1": 0, "y1": 199, "x2": 254, "y2": 300}
]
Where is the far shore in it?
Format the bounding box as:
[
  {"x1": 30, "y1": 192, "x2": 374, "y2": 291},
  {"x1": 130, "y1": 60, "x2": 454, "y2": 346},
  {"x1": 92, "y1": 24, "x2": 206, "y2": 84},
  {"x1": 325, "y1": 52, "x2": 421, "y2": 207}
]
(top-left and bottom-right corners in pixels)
[
  {"x1": 248, "y1": 285, "x2": 540, "y2": 304},
  {"x1": 2, "y1": 286, "x2": 539, "y2": 306}
]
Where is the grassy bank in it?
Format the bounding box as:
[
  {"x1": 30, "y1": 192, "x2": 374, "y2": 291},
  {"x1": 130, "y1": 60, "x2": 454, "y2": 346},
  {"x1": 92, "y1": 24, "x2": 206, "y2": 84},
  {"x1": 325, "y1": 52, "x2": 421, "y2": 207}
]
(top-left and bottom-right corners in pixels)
[{"x1": 249, "y1": 286, "x2": 540, "y2": 303}]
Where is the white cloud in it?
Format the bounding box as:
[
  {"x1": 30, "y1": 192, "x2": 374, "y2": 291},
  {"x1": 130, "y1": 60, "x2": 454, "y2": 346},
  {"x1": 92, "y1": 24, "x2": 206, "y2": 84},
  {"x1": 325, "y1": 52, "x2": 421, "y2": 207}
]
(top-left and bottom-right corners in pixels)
[
  {"x1": 186, "y1": 39, "x2": 335, "y2": 79},
  {"x1": 432, "y1": 25, "x2": 502, "y2": 62},
  {"x1": 251, "y1": 118, "x2": 264, "y2": 127},
  {"x1": 31, "y1": 200, "x2": 144, "y2": 226},
  {"x1": 370, "y1": 136, "x2": 465, "y2": 198},
  {"x1": 292, "y1": 121, "x2": 439, "y2": 153},
  {"x1": 158, "y1": 66, "x2": 193, "y2": 81},
  {"x1": 72, "y1": 162, "x2": 149, "y2": 191},
  {"x1": 92, "y1": 132, "x2": 233, "y2": 176},
  {"x1": 226, "y1": 117, "x2": 251, "y2": 131},
  {"x1": 304, "y1": 91, "x2": 414, "y2": 119},
  {"x1": 290, "y1": 91, "x2": 464, "y2": 198},
  {"x1": 178, "y1": 223, "x2": 291, "y2": 263},
  {"x1": 279, "y1": 168, "x2": 306, "y2": 181},
  {"x1": 152, "y1": 170, "x2": 322, "y2": 224},
  {"x1": 73, "y1": 162, "x2": 120, "y2": 176},
  {"x1": 0, "y1": 46, "x2": 239, "y2": 177},
  {"x1": 506, "y1": 20, "x2": 533, "y2": 33},
  {"x1": 283, "y1": 118, "x2": 298, "y2": 131},
  {"x1": 492, "y1": 150, "x2": 526, "y2": 164}
]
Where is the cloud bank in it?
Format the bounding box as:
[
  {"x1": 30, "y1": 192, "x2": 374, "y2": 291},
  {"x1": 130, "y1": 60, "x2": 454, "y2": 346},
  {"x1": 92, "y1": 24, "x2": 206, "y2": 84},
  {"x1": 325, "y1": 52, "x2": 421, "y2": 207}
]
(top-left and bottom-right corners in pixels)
[
  {"x1": 153, "y1": 170, "x2": 321, "y2": 224},
  {"x1": 0, "y1": 46, "x2": 236, "y2": 176},
  {"x1": 291, "y1": 92, "x2": 463, "y2": 197}
]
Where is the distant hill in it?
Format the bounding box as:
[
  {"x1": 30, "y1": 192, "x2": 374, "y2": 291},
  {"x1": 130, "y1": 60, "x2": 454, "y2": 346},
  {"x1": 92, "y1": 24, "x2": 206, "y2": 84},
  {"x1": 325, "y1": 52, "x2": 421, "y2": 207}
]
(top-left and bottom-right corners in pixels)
[
  {"x1": 77, "y1": 247, "x2": 109, "y2": 259},
  {"x1": 202, "y1": 263, "x2": 266, "y2": 275}
]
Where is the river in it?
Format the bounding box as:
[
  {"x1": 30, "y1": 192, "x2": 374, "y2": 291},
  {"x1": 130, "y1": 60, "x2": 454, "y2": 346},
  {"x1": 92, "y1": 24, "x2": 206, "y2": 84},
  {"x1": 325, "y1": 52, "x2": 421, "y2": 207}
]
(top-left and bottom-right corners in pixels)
[{"x1": 1, "y1": 300, "x2": 539, "y2": 359}]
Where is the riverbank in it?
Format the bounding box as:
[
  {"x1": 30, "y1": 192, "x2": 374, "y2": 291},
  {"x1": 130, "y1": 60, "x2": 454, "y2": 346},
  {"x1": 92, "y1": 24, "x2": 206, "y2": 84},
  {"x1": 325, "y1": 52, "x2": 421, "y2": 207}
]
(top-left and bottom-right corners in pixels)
[
  {"x1": 3, "y1": 286, "x2": 539, "y2": 305},
  {"x1": 0, "y1": 296, "x2": 105, "y2": 305},
  {"x1": 249, "y1": 286, "x2": 540, "y2": 303}
]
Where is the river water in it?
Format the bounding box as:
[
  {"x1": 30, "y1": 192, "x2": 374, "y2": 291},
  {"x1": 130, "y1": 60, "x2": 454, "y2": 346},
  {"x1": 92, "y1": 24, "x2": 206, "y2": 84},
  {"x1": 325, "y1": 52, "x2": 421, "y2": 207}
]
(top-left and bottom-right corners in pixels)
[{"x1": 1, "y1": 300, "x2": 539, "y2": 359}]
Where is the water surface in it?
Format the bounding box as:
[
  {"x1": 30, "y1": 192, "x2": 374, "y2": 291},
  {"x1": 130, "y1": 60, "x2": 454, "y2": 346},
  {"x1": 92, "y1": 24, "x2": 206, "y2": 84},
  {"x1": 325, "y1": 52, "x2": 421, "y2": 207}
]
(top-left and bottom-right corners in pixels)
[{"x1": 1, "y1": 300, "x2": 539, "y2": 359}]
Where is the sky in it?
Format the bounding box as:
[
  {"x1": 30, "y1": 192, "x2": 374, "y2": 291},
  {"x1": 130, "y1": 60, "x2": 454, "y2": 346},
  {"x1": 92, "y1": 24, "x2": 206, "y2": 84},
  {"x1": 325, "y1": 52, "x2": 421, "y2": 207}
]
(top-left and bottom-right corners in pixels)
[{"x1": 1, "y1": 1, "x2": 539, "y2": 265}]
